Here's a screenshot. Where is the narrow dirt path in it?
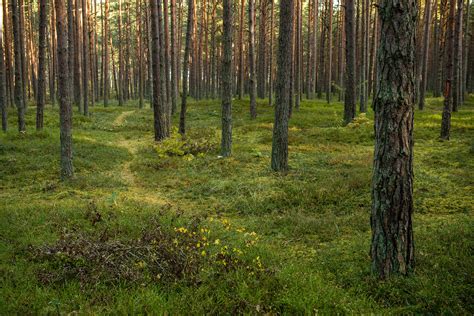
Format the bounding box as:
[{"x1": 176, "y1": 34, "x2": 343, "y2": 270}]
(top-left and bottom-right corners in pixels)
[{"x1": 112, "y1": 110, "x2": 171, "y2": 207}]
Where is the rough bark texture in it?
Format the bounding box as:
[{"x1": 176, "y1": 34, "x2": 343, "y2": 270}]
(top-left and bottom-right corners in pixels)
[
  {"x1": 55, "y1": 0, "x2": 74, "y2": 179},
  {"x1": 37, "y1": 0, "x2": 48, "y2": 130},
  {"x1": 344, "y1": 0, "x2": 356, "y2": 124},
  {"x1": 11, "y1": 0, "x2": 25, "y2": 132},
  {"x1": 371, "y1": 0, "x2": 417, "y2": 279},
  {"x1": 440, "y1": 0, "x2": 456, "y2": 140},
  {"x1": 150, "y1": 0, "x2": 168, "y2": 141},
  {"x1": 271, "y1": 0, "x2": 293, "y2": 172},
  {"x1": 249, "y1": 0, "x2": 257, "y2": 119},
  {"x1": 221, "y1": 0, "x2": 233, "y2": 157},
  {"x1": 179, "y1": 0, "x2": 194, "y2": 135}
]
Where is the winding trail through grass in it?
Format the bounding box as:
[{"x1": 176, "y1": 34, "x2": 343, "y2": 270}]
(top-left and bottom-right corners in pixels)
[{"x1": 112, "y1": 110, "x2": 171, "y2": 207}]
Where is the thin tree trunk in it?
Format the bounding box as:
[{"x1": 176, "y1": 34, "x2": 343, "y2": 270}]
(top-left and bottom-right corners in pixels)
[
  {"x1": 179, "y1": 0, "x2": 194, "y2": 135},
  {"x1": 37, "y1": 0, "x2": 48, "y2": 130},
  {"x1": 150, "y1": 0, "x2": 168, "y2": 140},
  {"x1": 249, "y1": 0, "x2": 257, "y2": 118},
  {"x1": 418, "y1": 0, "x2": 432, "y2": 110},
  {"x1": 82, "y1": 0, "x2": 89, "y2": 115},
  {"x1": 452, "y1": 0, "x2": 463, "y2": 112},
  {"x1": 326, "y1": 0, "x2": 332, "y2": 103},
  {"x1": 0, "y1": 11, "x2": 6, "y2": 132},
  {"x1": 11, "y1": 0, "x2": 25, "y2": 132},
  {"x1": 55, "y1": 0, "x2": 74, "y2": 179},
  {"x1": 170, "y1": 0, "x2": 178, "y2": 113},
  {"x1": 344, "y1": 0, "x2": 356, "y2": 124},
  {"x1": 103, "y1": 0, "x2": 109, "y2": 106},
  {"x1": 221, "y1": 0, "x2": 233, "y2": 156},
  {"x1": 441, "y1": 0, "x2": 456, "y2": 140}
]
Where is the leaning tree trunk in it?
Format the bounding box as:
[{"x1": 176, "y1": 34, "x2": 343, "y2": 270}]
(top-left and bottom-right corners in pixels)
[
  {"x1": 271, "y1": 0, "x2": 293, "y2": 172},
  {"x1": 440, "y1": 0, "x2": 456, "y2": 140},
  {"x1": 371, "y1": 0, "x2": 417, "y2": 279},
  {"x1": 179, "y1": 0, "x2": 194, "y2": 135},
  {"x1": 221, "y1": 0, "x2": 233, "y2": 157},
  {"x1": 55, "y1": 0, "x2": 74, "y2": 179},
  {"x1": 36, "y1": 0, "x2": 48, "y2": 130},
  {"x1": 249, "y1": 0, "x2": 257, "y2": 119},
  {"x1": 344, "y1": 0, "x2": 356, "y2": 125}
]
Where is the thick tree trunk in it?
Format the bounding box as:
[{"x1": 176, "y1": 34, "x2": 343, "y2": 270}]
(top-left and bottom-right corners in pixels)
[
  {"x1": 36, "y1": 0, "x2": 48, "y2": 130},
  {"x1": 271, "y1": 0, "x2": 293, "y2": 171},
  {"x1": 55, "y1": 0, "x2": 74, "y2": 179},
  {"x1": 344, "y1": 0, "x2": 356, "y2": 124},
  {"x1": 179, "y1": 0, "x2": 194, "y2": 135},
  {"x1": 441, "y1": 0, "x2": 456, "y2": 140},
  {"x1": 249, "y1": 0, "x2": 257, "y2": 118},
  {"x1": 221, "y1": 0, "x2": 233, "y2": 156},
  {"x1": 371, "y1": 0, "x2": 417, "y2": 279}
]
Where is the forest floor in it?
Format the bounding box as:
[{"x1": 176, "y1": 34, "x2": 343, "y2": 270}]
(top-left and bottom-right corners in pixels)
[{"x1": 1, "y1": 96, "x2": 473, "y2": 314}]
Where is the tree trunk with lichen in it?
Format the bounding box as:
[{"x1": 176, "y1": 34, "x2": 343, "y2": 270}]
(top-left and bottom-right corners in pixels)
[{"x1": 371, "y1": 0, "x2": 417, "y2": 279}]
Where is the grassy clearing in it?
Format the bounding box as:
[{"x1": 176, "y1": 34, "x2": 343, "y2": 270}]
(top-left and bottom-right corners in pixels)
[{"x1": 0, "y1": 96, "x2": 473, "y2": 314}]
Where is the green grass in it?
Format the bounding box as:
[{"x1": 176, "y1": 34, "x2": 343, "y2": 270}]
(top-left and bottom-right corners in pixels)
[{"x1": 1, "y1": 96, "x2": 473, "y2": 314}]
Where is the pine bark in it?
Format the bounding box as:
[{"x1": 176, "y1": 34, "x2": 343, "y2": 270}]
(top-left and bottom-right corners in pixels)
[
  {"x1": 371, "y1": 0, "x2": 417, "y2": 279},
  {"x1": 271, "y1": 0, "x2": 293, "y2": 172},
  {"x1": 37, "y1": 0, "x2": 48, "y2": 130},
  {"x1": 0, "y1": 15, "x2": 6, "y2": 132},
  {"x1": 11, "y1": 0, "x2": 25, "y2": 132},
  {"x1": 257, "y1": 0, "x2": 267, "y2": 99},
  {"x1": 179, "y1": 0, "x2": 194, "y2": 135},
  {"x1": 170, "y1": 0, "x2": 178, "y2": 113},
  {"x1": 150, "y1": 0, "x2": 168, "y2": 140},
  {"x1": 55, "y1": 0, "x2": 74, "y2": 179},
  {"x1": 326, "y1": 0, "x2": 332, "y2": 103},
  {"x1": 249, "y1": 0, "x2": 257, "y2": 118},
  {"x1": 344, "y1": 0, "x2": 356, "y2": 124},
  {"x1": 221, "y1": 0, "x2": 233, "y2": 156},
  {"x1": 441, "y1": 0, "x2": 456, "y2": 140},
  {"x1": 103, "y1": 0, "x2": 109, "y2": 106},
  {"x1": 418, "y1": 0, "x2": 432, "y2": 110},
  {"x1": 452, "y1": 0, "x2": 463, "y2": 111}
]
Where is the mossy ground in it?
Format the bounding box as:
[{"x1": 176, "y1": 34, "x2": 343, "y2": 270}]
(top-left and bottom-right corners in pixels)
[{"x1": 1, "y1": 96, "x2": 473, "y2": 314}]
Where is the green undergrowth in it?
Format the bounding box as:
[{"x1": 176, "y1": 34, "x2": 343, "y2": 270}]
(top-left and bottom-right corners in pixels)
[{"x1": 0, "y1": 96, "x2": 473, "y2": 314}]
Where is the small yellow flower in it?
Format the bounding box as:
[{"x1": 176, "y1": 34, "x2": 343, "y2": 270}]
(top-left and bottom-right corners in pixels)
[
  {"x1": 201, "y1": 250, "x2": 207, "y2": 256},
  {"x1": 214, "y1": 239, "x2": 220, "y2": 245}
]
